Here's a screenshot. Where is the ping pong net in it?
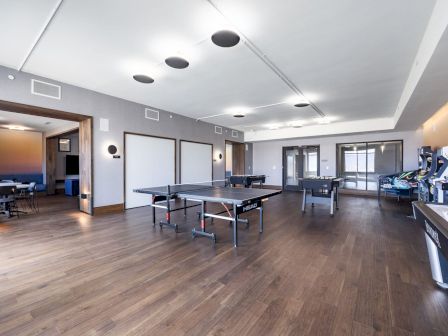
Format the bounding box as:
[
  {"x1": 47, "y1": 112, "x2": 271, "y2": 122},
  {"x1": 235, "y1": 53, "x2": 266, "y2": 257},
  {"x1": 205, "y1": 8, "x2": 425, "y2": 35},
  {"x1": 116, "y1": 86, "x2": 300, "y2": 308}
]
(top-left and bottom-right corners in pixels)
[{"x1": 134, "y1": 180, "x2": 229, "y2": 195}]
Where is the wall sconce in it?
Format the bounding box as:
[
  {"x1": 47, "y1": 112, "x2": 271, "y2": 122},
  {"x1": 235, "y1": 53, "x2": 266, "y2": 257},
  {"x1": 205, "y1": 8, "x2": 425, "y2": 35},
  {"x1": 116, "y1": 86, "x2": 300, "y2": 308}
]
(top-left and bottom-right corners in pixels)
[
  {"x1": 108, "y1": 145, "x2": 120, "y2": 159},
  {"x1": 214, "y1": 152, "x2": 223, "y2": 162}
]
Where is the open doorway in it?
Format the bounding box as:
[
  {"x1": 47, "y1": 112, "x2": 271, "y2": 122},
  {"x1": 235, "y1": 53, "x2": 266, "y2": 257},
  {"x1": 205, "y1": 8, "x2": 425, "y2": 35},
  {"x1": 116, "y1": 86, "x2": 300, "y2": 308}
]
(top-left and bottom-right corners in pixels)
[
  {"x1": 225, "y1": 140, "x2": 245, "y2": 178},
  {"x1": 0, "y1": 100, "x2": 93, "y2": 216}
]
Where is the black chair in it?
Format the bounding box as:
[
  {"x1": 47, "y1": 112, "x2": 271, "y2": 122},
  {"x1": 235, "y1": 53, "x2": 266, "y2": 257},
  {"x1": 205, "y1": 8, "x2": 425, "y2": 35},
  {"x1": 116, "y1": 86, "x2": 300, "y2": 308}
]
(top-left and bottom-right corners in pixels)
[
  {"x1": 16, "y1": 182, "x2": 39, "y2": 213},
  {"x1": 0, "y1": 186, "x2": 19, "y2": 218}
]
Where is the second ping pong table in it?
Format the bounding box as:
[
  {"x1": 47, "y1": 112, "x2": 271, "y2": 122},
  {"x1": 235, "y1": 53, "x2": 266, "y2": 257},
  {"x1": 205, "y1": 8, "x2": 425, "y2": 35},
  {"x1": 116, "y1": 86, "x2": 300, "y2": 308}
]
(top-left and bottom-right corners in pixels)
[{"x1": 134, "y1": 182, "x2": 281, "y2": 247}]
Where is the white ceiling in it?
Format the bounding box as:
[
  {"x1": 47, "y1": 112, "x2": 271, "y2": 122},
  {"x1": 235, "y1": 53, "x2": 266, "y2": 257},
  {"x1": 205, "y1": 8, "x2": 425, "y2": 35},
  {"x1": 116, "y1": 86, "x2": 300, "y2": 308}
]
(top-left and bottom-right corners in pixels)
[
  {"x1": 0, "y1": 110, "x2": 78, "y2": 133},
  {"x1": 0, "y1": 0, "x2": 442, "y2": 135}
]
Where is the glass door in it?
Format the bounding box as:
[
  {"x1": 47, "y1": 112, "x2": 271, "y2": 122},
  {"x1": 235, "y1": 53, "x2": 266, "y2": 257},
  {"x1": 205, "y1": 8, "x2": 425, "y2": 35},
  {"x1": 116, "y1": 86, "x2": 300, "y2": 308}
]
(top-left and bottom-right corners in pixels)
[
  {"x1": 337, "y1": 140, "x2": 403, "y2": 190},
  {"x1": 367, "y1": 141, "x2": 403, "y2": 191},
  {"x1": 283, "y1": 146, "x2": 300, "y2": 191},
  {"x1": 303, "y1": 146, "x2": 319, "y2": 178}
]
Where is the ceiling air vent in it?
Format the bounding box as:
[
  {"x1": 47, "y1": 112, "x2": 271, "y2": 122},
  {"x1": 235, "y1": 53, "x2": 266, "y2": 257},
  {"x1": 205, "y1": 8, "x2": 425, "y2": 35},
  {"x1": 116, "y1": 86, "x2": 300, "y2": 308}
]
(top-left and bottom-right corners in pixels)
[
  {"x1": 215, "y1": 126, "x2": 222, "y2": 134},
  {"x1": 232, "y1": 130, "x2": 238, "y2": 138},
  {"x1": 145, "y1": 108, "x2": 159, "y2": 121},
  {"x1": 31, "y1": 79, "x2": 61, "y2": 100}
]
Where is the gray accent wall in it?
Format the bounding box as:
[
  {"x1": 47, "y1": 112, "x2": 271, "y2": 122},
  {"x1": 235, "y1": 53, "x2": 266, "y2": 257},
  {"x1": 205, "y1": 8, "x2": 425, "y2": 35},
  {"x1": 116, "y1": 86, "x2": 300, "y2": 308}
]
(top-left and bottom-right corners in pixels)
[{"x1": 0, "y1": 65, "x2": 244, "y2": 207}]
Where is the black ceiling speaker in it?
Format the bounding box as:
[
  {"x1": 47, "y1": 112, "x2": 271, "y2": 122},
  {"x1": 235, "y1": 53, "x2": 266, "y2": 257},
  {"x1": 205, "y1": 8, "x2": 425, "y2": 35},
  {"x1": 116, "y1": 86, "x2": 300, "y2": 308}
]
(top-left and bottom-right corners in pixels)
[
  {"x1": 133, "y1": 74, "x2": 154, "y2": 84},
  {"x1": 165, "y1": 56, "x2": 189, "y2": 69},
  {"x1": 108, "y1": 145, "x2": 118, "y2": 155},
  {"x1": 294, "y1": 102, "x2": 310, "y2": 107},
  {"x1": 211, "y1": 30, "x2": 240, "y2": 47}
]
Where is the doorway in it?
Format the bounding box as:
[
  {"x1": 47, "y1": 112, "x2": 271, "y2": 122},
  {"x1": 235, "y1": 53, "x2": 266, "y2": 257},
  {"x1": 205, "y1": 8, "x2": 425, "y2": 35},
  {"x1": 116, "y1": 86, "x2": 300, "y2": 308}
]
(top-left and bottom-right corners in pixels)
[
  {"x1": 282, "y1": 145, "x2": 320, "y2": 191},
  {"x1": 225, "y1": 141, "x2": 245, "y2": 178},
  {"x1": 0, "y1": 100, "x2": 93, "y2": 215}
]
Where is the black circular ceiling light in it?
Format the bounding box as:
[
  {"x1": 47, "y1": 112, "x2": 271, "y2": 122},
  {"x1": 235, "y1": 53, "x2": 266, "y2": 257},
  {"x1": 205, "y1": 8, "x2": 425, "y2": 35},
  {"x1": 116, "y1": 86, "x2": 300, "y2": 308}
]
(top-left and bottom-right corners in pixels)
[
  {"x1": 294, "y1": 102, "x2": 310, "y2": 108},
  {"x1": 165, "y1": 56, "x2": 189, "y2": 69},
  {"x1": 211, "y1": 30, "x2": 240, "y2": 48},
  {"x1": 133, "y1": 74, "x2": 154, "y2": 84}
]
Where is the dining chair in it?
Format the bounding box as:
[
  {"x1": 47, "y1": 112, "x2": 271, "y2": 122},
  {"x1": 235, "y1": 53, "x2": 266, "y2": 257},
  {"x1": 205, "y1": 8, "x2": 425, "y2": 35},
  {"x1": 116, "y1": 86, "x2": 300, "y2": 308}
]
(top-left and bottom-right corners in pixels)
[{"x1": 0, "y1": 186, "x2": 19, "y2": 218}]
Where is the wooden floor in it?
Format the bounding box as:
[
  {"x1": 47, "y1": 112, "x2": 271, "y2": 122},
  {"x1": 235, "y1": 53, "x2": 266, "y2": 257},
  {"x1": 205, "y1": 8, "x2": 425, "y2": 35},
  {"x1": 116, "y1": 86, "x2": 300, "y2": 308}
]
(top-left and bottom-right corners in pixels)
[{"x1": 0, "y1": 193, "x2": 447, "y2": 336}]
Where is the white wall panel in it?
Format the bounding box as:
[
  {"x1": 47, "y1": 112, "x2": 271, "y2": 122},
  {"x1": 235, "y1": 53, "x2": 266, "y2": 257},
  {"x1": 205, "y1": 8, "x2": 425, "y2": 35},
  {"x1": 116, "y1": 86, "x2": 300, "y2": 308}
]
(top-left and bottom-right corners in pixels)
[
  {"x1": 180, "y1": 141, "x2": 212, "y2": 183},
  {"x1": 125, "y1": 134, "x2": 175, "y2": 209}
]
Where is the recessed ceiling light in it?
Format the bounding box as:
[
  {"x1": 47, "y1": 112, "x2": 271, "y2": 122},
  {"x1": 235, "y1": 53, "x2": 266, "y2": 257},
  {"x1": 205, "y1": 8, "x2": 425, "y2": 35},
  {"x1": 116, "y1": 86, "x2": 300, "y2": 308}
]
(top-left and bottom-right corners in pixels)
[
  {"x1": 316, "y1": 117, "x2": 333, "y2": 124},
  {"x1": 6, "y1": 125, "x2": 28, "y2": 131},
  {"x1": 211, "y1": 30, "x2": 240, "y2": 48},
  {"x1": 266, "y1": 123, "x2": 281, "y2": 130},
  {"x1": 165, "y1": 56, "x2": 189, "y2": 69},
  {"x1": 233, "y1": 114, "x2": 245, "y2": 118},
  {"x1": 7, "y1": 74, "x2": 15, "y2": 80},
  {"x1": 133, "y1": 74, "x2": 154, "y2": 84},
  {"x1": 288, "y1": 120, "x2": 304, "y2": 128}
]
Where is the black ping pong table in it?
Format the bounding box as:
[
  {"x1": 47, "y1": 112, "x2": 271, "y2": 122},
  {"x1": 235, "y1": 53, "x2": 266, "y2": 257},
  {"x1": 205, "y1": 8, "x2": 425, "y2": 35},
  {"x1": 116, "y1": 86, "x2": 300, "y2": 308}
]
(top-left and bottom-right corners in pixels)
[{"x1": 134, "y1": 182, "x2": 281, "y2": 247}]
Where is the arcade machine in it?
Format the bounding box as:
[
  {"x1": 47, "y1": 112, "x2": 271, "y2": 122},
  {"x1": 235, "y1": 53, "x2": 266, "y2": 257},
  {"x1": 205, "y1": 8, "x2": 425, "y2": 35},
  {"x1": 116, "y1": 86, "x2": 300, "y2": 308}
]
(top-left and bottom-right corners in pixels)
[
  {"x1": 300, "y1": 177, "x2": 343, "y2": 216},
  {"x1": 417, "y1": 146, "x2": 437, "y2": 202},
  {"x1": 413, "y1": 146, "x2": 448, "y2": 289},
  {"x1": 429, "y1": 146, "x2": 448, "y2": 203}
]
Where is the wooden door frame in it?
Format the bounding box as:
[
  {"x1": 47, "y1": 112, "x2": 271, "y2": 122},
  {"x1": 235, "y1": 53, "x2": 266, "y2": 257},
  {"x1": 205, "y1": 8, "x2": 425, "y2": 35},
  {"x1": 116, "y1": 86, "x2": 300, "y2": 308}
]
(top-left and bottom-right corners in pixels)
[
  {"x1": 0, "y1": 100, "x2": 94, "y2": 215},
  {"x1": 224, "y1": 140, "x2": 246, "y2": 178}
]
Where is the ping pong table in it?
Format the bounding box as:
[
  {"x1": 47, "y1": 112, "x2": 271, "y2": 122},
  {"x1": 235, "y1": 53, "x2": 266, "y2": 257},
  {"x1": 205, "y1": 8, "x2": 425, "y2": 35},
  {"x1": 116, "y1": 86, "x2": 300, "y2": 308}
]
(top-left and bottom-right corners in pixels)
[{"x1": 134, "y1": 182, "x2": 281, "y2": 247}]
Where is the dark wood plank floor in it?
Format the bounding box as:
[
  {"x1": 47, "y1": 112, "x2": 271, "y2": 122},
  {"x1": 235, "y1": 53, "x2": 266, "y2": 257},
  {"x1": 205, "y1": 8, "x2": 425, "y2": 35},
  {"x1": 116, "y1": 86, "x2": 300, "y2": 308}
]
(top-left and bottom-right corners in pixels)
[{"x1": 0, "y1": 193, "x2": 447, "y2": 336}]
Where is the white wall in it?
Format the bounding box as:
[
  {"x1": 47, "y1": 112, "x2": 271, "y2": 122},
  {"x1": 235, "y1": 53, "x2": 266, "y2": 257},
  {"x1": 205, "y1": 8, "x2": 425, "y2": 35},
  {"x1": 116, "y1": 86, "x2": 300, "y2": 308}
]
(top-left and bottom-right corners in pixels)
[{"x1": 253, "y1": 129, "x2": 423, "y2": 186}]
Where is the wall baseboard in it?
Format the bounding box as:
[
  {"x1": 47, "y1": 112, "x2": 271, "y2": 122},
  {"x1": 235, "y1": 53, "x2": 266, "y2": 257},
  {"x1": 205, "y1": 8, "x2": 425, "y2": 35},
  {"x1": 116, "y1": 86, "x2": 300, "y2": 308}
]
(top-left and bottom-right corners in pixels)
[
  {"x1": 94, "y1": 203, "x2": 124, "y2": 215},
  {"x1": 262, "y1": 184, "x2": 283, "y2": 190}
]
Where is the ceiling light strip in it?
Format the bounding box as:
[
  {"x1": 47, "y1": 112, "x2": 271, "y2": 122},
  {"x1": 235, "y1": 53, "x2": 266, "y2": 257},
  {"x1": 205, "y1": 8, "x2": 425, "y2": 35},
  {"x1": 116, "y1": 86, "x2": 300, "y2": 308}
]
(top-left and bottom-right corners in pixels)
[
  {"x1": 205, "y1": 0, "x2": 325, "y2": 118},
  {"x1": 18, "y1": 0, "x2": 64, "y2": 71}
]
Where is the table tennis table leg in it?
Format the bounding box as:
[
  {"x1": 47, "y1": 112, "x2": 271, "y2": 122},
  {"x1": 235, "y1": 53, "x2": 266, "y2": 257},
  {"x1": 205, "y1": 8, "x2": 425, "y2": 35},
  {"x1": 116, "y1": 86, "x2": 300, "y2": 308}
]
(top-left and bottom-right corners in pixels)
[
  {"x1": 183, "y1": 198, "x2": 187, "y2": 216},
  {"x1": 330, "y1": 191, "x2": 335, "y2": 216},
  {"x1": 191, "y1": 200, "x2": 216, "y2": 244},
  {"x1": 160, "y1": 195, "x2": 178, "y2": 232},
  {"x1": 152, "y1": 205, "x2": 156, "y2": 226},
  {"x1": 302, "y1": 189, "x2": 307, "y2": 212},
  {"x1": 259, "y1": 205, "x2": 263, "y2": 233},
  {"x1": 233, "y1": 203, "x2": 238, "y2": 247}
]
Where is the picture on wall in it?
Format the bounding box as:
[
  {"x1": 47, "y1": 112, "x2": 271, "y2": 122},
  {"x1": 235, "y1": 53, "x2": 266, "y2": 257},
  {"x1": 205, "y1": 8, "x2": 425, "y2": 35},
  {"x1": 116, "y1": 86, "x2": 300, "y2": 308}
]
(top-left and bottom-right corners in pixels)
[{"x1": 58, "y1": 138, "x2": 71, "y2": 152}]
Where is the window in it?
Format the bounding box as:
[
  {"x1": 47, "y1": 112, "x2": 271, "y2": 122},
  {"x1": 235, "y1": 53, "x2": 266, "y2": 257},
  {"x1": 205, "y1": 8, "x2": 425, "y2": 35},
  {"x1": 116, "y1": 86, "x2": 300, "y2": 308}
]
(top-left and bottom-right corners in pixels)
[{"x1": 337, "y1": 141, "x2": 403, "y2": 191}]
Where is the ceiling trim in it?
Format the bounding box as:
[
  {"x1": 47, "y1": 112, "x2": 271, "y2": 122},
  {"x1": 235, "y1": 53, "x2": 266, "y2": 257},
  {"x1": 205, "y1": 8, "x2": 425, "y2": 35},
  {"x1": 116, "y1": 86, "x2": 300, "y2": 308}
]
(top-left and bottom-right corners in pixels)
[
  {"x1": 393, "y1": 0, "x2": 448, "y2": 126},
  {"x1": 18, "y1": 0, "x2": 64, "y2": 71}
]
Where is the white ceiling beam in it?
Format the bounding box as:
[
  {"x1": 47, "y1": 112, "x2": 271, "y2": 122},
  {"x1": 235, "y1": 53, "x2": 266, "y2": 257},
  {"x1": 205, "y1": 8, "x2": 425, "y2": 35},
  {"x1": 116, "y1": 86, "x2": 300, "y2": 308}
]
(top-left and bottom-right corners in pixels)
[
  {"x1": 18, "y1": 0, "x2": 64, "y2": 71},
  {"x1": 393, "y1": 0, "x2": 448, "y2": 126}
]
